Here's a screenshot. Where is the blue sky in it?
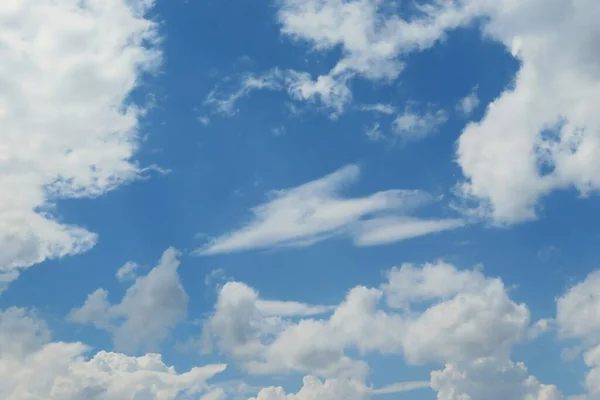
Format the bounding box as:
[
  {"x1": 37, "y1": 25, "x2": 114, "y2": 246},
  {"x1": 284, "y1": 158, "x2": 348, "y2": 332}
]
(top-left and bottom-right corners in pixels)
[{"x1": 2, "y1": 0, "x2": 600, "y2": 399}]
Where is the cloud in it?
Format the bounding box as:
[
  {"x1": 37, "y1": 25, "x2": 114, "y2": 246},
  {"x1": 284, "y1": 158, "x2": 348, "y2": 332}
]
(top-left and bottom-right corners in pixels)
[
  {"x1": 70, "y1": 248, "x2": 188, "y2": 353},
  {"x1": 456, "y1": 87, "x2": 480, "y2": 116},
  {"x1": 206, "y1": 1, "x2": 482, "y2": 116},
  {"x1": 358, "y1": 104, "x2": 396, "y2": 115},
  {"x1": 430, "y1": 358, "x2": 563, "y2": 400},
  {"x1": 249, "y1": 376, "x2": 369, "y2": 400},
  {"x1": 274, "y1": 0, "x2": 479, "y2": 113},
  {"x1": 201, "y1": 281, "x2": 334, "y2": 361},
  {"x1": 392, "y1": 107, "x2": 449, "y2": 141},
  {"x1": 115, "y1": 261, "x2": 139, "y2": 282},
  {"x1": 195, "y1": 165, "x2": 463, "y2": 255},
  {"x1": 371, "y1": 380, "x2": 431, "y2": 394},
  {"x1": 353, "y1": 217, "x2": 465, "y2": 246},
  {"x1": 365, "y1": 123, "x2": 385, "y2": 142},
  {"x1": 202, "y1": 261, "x2": 538, "y2": 388},
  {"x1": 455, "y1": 0, "x2": 600, "y2": 223},
  {"x1": 556, "y1": 268, "x2": 600, "y2": 397},
  {"x1": 204, "y1": 70, "x2": 285, "y2": 116},
  {"x1": 0, "y1": 0, "x2": 161, "y2": 288},
  {"x1": 255, "y1": 300, "x2": 334, "y2": 318},
  {"x1": 0, "y1": 307, "x2": 226, "y2": 400}
]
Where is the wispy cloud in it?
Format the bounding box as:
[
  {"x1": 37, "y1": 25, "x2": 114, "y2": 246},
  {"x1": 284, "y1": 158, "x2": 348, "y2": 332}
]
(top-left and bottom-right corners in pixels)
[
  {"x1": 371, "y1": 380, "x2": 431, "y2": 394},
  {"x1": 365, "y1": 122, "x2": 385, "y2": 142},
  {"x1": 359, "y1": 104, "x2": 396, "y2": 115},
  {"x1": 456, "y1": 87, "x2": 480, "y2": 116},
  {"x1": 195, "y1": 165, "x2": 463, "y2": 255},
  {"x1": 204, "y1": 70, "x2": 285, "y2": 116},
  {"x1": 255, "y1": 300, "x2": 334, "y2": 317},
  {"x1": 393, "y1": 107, "x2": 448, "y2": 140}
]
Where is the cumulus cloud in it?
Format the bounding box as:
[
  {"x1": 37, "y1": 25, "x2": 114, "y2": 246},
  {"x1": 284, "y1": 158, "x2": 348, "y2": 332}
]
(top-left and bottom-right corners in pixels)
[
  {"x1": 430, "y1": 358, "x2": 563, "y2": 400},
  {"x1": 0, "y1": 0, "x2": 161, "y2": 287},
  {"x1": 195, "y1": 165, "x2": 463, "y2": 255},
  {"x1": 249, "y1": 376, "x2": 369, "y2": 400},
  {"x1": 0, "y1": 307, "x2": 226, "y2": 400},
  {"x1": 70, "y1": 248, "x2": 188, "y2": 353},
  {"x1": 201, "y1": 260, "x2": 553, "y2": 400},
  {"x1": 455, "y1": 0, "x2": 600, "y2": 223},
  {"x1": 556, "y1": 269, "x2": 600, "y2": 397}
]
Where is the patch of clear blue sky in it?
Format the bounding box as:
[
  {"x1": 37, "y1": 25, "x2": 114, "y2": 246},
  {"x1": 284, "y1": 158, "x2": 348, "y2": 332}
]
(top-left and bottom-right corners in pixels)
[{"x1": 2, "y1": 0, "x2": 600, "y2": 396}]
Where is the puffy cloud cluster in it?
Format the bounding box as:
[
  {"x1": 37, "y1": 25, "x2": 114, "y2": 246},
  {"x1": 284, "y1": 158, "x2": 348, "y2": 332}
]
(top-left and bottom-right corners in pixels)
[
  {"x1": 0, "y1": 307, "x2": 226, "y2": 400},
  {"x1": 202, "y1": 260, "x2": 561, "y2": 398},
  {"x1": 0, "y1": 0, "x2": 161, "y2": 290}
]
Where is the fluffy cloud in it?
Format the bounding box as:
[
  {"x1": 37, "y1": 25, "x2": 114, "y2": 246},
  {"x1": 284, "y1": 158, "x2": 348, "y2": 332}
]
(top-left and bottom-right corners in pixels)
[
  {"x1": 455, "y1": 0, "x2": 600, "y2": 223},
  {"x1": 556, "y1": 269, "x2": 600, "y2": 397},
  {"x1": 70, "y1": 248, "x2": 188, "y2": 353},
  {"x1": 196, "y1": 165, "x2": 463, "y2": 255},
  {"x1": 275, "y1": 0, "x2": 478, "y2": 113},
  {"x1": 249, "y1": 376, "x2": 368, "y2": 400},
  {"x1": 0, "y1": 0, "x2": 160, "y2": 288},
  {"x1": 0, "y1": 308, "x2": 226, "y2": 400},
  {"x1": 431, "y1": 358, "x2": 563, "y2": 400},
  {"x1": 115, "y1": 261, "x2": 139, "y2": 282},
  {"x1": 202, "y1": 260, "x2": 548, "y2": 399}
]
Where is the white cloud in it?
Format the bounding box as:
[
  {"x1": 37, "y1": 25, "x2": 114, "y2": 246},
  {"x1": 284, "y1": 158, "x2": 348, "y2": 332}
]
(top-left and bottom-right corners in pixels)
[
  {"x1": 456, "y1": 0, "x2": 600, "y2": 223},
  {"x1": 371, "y1": 380, "x2": 431, "y2": 395},
  {"x1": 204, "y1": 70, "x2": 285, "y2": 116},
  {"x1": 556, "y1": 270, "x2": 600, "y2": 399},
  {"x1": 195, "y1": 165, "x2": 463, "y2": 255},
  {"x1": 430, "y1": 358, "x2": 563, "y2": 400},
  {"x1": 70, "y1": 248, "x2": 187, "y2": 353},
  {"x1": 275, "y1": 0, "x2": 478, "y2": 113},
  {"x1": 202, "y1": 260, "x2": 542, "y2": 395},
  {"x1": 0, "y1": 0, "x2": 161, "y2": 287},
  {"x1": 0, "y1": 307, "x2": 226, "y2": 400},
  {"x1": 392, "y1": 107, "x2": 449, "y2": 141},
  {"x1": 365, "y1": 123, "x2": 385, "y2": 142},
  {"x1": 456, "y1": 87, "x2": 480, "y2": 116},
  {"x1": 354, "y1": 217, "x2": 464, "y2": 246},
  {"x1": 556, "y1": 269, "x2": 600, "y2": 397},
  {"x1": 556, "y1": 270, "x2": 600, "y2": 343},
  {"x1": 207, "y1": 1, "x2": 483, "y2": 116},
  {"x1": 359, "y1": 104, "x2": 396, "y2": 115},
  {"x1": 255, "y1": 300, "x2": 334, "y2": 318},
  {"x1": 249, "y1": 376, "x2": 369, "y2": 400},
  {"x1": 115, "y1": 261, "x2": 139, "y2": 282}
]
